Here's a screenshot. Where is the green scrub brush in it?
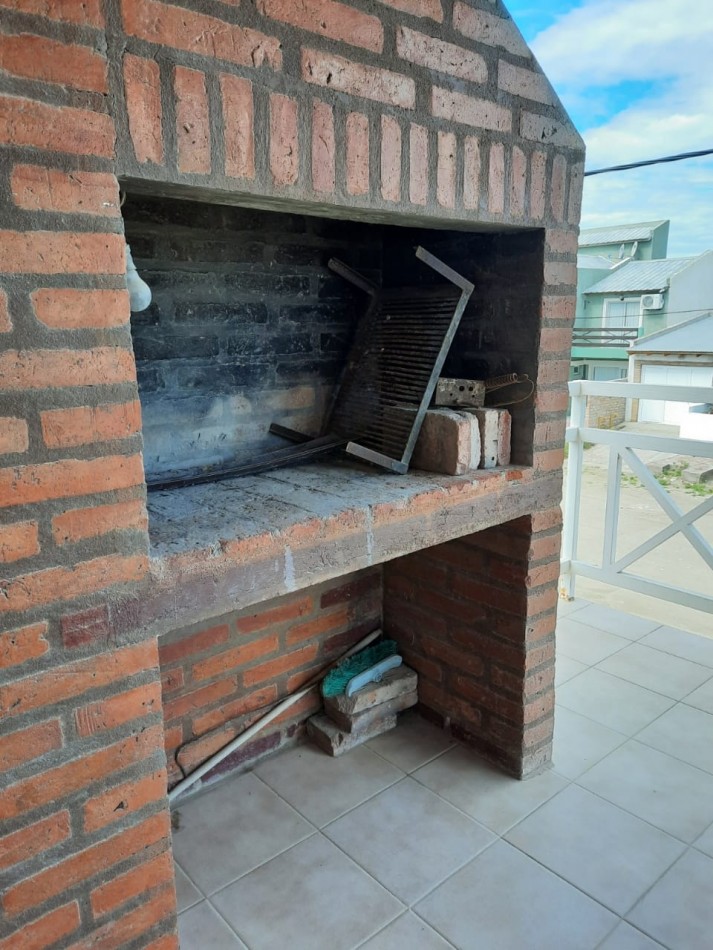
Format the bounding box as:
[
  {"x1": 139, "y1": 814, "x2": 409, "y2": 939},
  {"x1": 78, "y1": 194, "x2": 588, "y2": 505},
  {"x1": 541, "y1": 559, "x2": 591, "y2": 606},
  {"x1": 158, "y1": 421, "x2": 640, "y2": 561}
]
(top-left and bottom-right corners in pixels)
[{"x1": 321, "y1": 639, "x2": 400, "y2": 698}]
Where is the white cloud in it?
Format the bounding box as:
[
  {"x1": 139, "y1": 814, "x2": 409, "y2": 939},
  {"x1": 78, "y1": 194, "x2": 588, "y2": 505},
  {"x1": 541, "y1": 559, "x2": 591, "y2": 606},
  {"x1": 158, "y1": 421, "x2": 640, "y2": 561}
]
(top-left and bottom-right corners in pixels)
[{"x1": 528, "y1": 0, "x2": 713, "y2": 254}]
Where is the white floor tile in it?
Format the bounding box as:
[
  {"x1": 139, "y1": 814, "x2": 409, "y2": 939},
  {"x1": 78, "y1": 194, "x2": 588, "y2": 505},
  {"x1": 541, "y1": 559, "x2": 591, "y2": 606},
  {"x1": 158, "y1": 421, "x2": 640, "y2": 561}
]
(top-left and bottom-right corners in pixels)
[
  {"x1": 597, "y1": 922, "x2": 666, "y2": 949},
  {"x1": 556, "y1": 618, "x2": 629, "y2": 665},
  {"x1": 324, "y1": 777, "x2": 495, "y2": 904},
  {"x1": 254, "y1": 743, "x2": 403, "y2": 828},
  {"x1": 178, "y1": 901, "x2": 247, "y2": 949},
  {"x1": 413, "y1": 745, "x2": 567, "y2": 835},
  {"x1": 359, "y1": 912, "x2": 454, "y2": 949},
  {"x1": 415, "y1": 840, "x2": 616, "y2": 950},
  {"x1": 578, "y1": 739, "x2": 713, "y2": 842},
  {"x1": 174, "y1": 863, "x2": 202, "y2": 912},
  {"x1": 555, "y1": 654, "x2": 588, "y2": 687},
  {"x1": 641, "y1": 625, "x2": 713, "y2": 668},
  {"x1": 596, "y1": 642, "x2": 712, "y2": 699},
  {"x1": 366, "y1": 711, "x2": 456, "y2": 773},
  {"x1": 637, "y1": 703, "x2": 713, "y2": 774},
  {"x1": 571, "y1": 604, "x2": 658, "y2": 639},
  {"x1": 694, "y1": 820, "x2": 713, "y2": 858},
  {"x1": 556, "y1": 668, "x2": 674, "y2": 736},
  {"x1": 556, "y1": 598, "x2": 588, "y2": 618},
  {"x1": 171, "y1": 771, "x2": 313, "y2": 895},
  {"x1": 684, "y1": 676, "x2": 713, "y2": 715},
  {"x1": 552, "y1": 706, "x2": 627, "y2": 780},
  {"x1": 506, "y1": 784, "x2": 684, "y2": 914},
  {"x1": 627, "y1": 849, "x2": 713, "y2": 950},
  {"x1": 212, "y1": 835, "x2": 403, "y2": 950}
]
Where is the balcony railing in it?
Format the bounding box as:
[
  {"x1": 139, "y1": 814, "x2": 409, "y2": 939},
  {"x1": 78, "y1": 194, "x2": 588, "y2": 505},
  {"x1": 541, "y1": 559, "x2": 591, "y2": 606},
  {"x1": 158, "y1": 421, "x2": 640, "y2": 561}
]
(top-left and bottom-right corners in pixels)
[
  {"x1": 561, "y1": 380, "x2": 713, "y2": 614},
  {"x1": 571, "y1": 325, "x2": 640, "y2": 347}
]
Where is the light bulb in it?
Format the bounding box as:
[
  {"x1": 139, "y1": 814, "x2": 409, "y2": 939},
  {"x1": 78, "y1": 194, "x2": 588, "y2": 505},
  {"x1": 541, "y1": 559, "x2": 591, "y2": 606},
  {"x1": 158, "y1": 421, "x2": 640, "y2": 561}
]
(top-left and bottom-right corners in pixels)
[{"x1": 125, "y1": 243, "x2": 152, "y2": 312}]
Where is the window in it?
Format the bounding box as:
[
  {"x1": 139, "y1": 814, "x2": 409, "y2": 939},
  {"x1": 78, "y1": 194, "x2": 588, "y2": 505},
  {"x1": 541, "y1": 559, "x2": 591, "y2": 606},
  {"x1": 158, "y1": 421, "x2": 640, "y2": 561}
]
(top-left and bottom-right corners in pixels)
[
  {"x1": 591, "y1": 364, "x2": 627, "y2": 381},
  {"x1": 603, "y1": 297, "x2": 641, "y2": 328}
]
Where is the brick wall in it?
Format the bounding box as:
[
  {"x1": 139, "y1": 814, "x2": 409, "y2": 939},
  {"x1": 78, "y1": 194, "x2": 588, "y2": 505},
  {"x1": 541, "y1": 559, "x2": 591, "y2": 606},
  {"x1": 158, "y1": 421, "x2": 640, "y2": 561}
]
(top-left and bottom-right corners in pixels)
[
  {"x1": 384, "y1": 508, "x2": 562, "y2": 777},
  {"x1": 0, "y1": 0, "x2": 583, "y2": 945},
  {"x1": 159, "y1": 569, "x2": 381, "y2": 789}
]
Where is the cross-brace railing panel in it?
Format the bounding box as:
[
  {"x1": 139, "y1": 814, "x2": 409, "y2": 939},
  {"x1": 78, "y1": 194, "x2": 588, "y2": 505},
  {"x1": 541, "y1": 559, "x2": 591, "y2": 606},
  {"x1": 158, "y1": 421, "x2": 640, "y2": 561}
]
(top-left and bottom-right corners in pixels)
[{"x1": 561, "y1": 381, "x2": 713, "y2": 614}]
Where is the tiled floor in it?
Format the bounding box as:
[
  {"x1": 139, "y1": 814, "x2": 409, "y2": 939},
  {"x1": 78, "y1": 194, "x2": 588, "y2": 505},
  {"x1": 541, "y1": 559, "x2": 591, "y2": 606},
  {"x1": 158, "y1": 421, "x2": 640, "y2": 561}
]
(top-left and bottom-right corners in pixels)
[{"x1": 173, "y1": 601, "x2": 713, "y2": 950}]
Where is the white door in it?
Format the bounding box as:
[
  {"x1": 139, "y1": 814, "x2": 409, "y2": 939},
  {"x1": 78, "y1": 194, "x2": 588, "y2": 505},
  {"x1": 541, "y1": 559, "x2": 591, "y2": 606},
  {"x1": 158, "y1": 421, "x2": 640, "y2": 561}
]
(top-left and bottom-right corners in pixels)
[{"x1": 640, "y1": 364, "x2": 713, "y2": 424}]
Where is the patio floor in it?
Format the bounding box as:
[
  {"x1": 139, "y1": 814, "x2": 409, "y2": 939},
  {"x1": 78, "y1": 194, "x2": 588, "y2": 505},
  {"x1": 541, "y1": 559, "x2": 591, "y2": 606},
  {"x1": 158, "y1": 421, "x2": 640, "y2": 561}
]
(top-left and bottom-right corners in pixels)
[{"x1": 172, "y1": 600, "x2": 713, "y2": 950}]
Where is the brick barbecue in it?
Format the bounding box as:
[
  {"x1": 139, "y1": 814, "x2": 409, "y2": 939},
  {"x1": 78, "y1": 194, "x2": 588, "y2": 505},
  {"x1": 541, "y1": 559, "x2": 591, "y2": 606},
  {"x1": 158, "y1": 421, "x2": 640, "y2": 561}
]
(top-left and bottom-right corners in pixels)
[{"x1": 0, "y1": 1, "x2": 583, "y2": 946}]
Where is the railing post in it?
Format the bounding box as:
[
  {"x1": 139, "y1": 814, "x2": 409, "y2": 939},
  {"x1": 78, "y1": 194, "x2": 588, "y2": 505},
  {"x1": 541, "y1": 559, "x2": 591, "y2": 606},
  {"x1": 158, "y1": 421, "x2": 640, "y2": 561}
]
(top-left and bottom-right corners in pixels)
[{"x1": 560, "y1": 381, "x2": 586, "y2": 601}]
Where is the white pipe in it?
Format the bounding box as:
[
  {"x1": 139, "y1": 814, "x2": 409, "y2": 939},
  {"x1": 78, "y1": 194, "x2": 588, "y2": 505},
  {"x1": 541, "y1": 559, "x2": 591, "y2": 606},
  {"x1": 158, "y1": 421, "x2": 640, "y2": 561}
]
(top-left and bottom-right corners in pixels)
[{"x1": 168, "y1": 627, "x2": 382, "y2": 803}]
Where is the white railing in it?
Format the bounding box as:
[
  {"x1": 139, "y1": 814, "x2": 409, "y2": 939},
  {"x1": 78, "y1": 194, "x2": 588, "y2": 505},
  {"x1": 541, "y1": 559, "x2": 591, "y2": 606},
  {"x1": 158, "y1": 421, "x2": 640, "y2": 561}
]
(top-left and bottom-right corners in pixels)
[{"x1": 561, "y1": 381, "x2": 713, "y2": 614}]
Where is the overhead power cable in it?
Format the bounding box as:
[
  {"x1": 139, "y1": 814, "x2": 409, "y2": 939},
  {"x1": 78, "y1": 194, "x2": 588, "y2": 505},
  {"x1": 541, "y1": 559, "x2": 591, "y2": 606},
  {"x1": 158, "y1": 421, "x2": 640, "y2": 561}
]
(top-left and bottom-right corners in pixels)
[{"x1": 584, "y1": 148, "x2": 713, "y2": 177}]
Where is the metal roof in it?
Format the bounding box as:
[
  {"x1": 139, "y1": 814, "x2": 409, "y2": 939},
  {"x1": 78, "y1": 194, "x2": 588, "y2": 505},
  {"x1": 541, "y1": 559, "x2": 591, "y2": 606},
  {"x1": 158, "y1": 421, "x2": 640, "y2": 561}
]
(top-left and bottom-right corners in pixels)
[
  {"x1": 584, "y1": 257, "x2": 696, "y2": 294},
  {"x1": 577, "y1": 253, "x2": 614, "y2": 269},
  {"x1": 630, "y1": 312, "x2": 713, "y2": 353},
  {"x1": 579, "y1": 221, "x2": 667, "y2": 247}
]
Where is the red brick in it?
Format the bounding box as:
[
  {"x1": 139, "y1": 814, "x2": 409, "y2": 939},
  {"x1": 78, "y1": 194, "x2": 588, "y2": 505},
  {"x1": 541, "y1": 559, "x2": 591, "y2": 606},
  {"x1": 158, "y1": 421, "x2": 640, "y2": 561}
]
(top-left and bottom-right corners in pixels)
[
  {"x1": 83, "y1": 770, "x2": 167, "y2": 833},
  {"x1": 534, "y1": 447, "x2": 565, "y2": 473},
  {"x1": 192, "y1": 635, "x2": 279, "y2": 681},
  {"x1": 0, "y1": 231, "x2": 124, "y2": 275},
  {"x1": 421, "y1": 636, "x2": 485, "y2": 677},
  {"x1": 0, "y1": 723, "x2": 163, "y2": 822},
  {"x1": 3, "y1": 812, "x2": 169, "y2": 916},
  {"x1": 380, "y1": 114, "x2": 401, "y2": 202},
  {"x1": 568, "y1": 162, "x2": 584, "y2": 225},
  {"x1": 312, "y1": 99, "x2": 335, "y2": 194},
  {"x1": 0, "y1": 454, "x2": 143, "y2": 509},
  {"x1": 176, "y1": 726, "x2": 237, "y2": 773},
  {"x1": 463, "y1": 134, "x2": 481, "y2": 210},
  {"x1": 0, "y1": 811, "x2": 71, "y2": 873},
  {"x1": 53, "y1": 499, "x2": 147, "y2": 546},
  {"x1": 160, "y1": 667, "x2": 184, "y2": 693},
  {"x1": 160, "y1": 623, "x2": 229, "y2": 665},
  {"x1": 529, "y1": 533, "x2": 561, "y2": 563},
  {"x1": 0, "y1": 718, "x2": 61, "y2": 770},
  {"x1": 41, "y1": 401, "x2": 141, "y2": 449},
  {"x1": 163, "y1": 677, "x2": 235, "y2": 722},
  {"x1": 244, "y1": 644, "x2": 319, "y2": 686},
  {"x1": 237, "y1": 597, "x2": 312, "y2": 634},
  {"x1": 0, "y1": 520, "x2": 38, "y2": 563},
  {"x1": 546, "y1": 229, "x2": 578, "y2": 256},
  {"x1": 537, "y1": 358, "x2": 570, "y2": 386},
  {"x1": 437, "y1": 130, "x2": 456, "y2": 208},
  {"x1": 174, "y1": 66, "x2": 210, "y2": 175},
  {"x1": 270, "y1": 93, "x2": 299, "y2": 187},
  {"x1": 544, "y1": 260, "x2": 577, "y2": 287},
  {"x1": 123, "y1": 53, "x2": 163, "y2": 165},
  {"x1": 75, "y1": 680, "x2": 162, "y2": 737},
  {"x1": 432, "y1": 87, "x2": 511, "y2": 133},
  {"x1": 542, "y1": 295, "x2": 575, "y2": 321},
  {"x1": 0, "y1": 901, "x2": 80, "y2": 950},
  {"x1": 302, "y1": 48, "x2": 415, "y2": 108},
  {"x1": 0, "y1": 621, "x2": 49, "y2": 670},
  {"x1": 220, "y1": 74, "x2": 254, "y2": 179},
  {"x1": 122, "y1": 0, "x2": 282, "y2": 69},
  {"x1": 192, "y1": 684, "x2": 277, "y2": 735},
  {"x1": 32, "y1": 287, "x2": 128, "y2": 329},
  {"x1": 0, "y1": 95, "x2": 115, "y2": 157},
  {"x1": 0, "y1": 0, "x2": 103, "y2": 25},
  {"x1": 409, "y1": 123, "x2": 428, "y2": 205},
  {"x1": 11, "y1": 165, "x2": 118, "y2": 216},
  {"x1": 0, "y1": 33, "x2": 106, "y2": 92},
  {"x1": 550, "y1": 154, "x2": 567, "y2": 222},
  {"x1": 0, "y1": 291, "x2": 9, "y2": 332},
  {"x1": 530, "y1": 150, "x2": 547, "y2": 219},
  {"x1": 345, "y1": 111, "x2": 369, "y2": 195},
  {"x1": 321, "y1": 573, "x2": 379, "y2": 607},
  {"x1": 531, "y1": 508, "x2": 562, "y2": 533},
  {"x1": 539, "y1": 326, "x2": 573, "y2": 356},
  {"x1": 286, "y1": 605, "x2": 350, "y2": 645},
  {"x1": 60, "y1": 604, "x2": 111, "y2": 649},
  {"x1": 0, "y1": 641, "x2": 157, "y2": 721},
  {"x1": 91, "y1": 850, "x2": 173, "y2": 917},
  {"x1": 498, "y1": 61, "x2": 555, "y2": 106},
  {"x1": 510, "y1": 145, "x2": 526, "y2": 218},
  {"x1": 535, "y1": 387, "x2": 568, "y2": 413},
  {"x1": 488, "y1": 141, "x2": 505, "y2": 213},
  {"x1": 258, "y1": 0, "x2": 382, "y2": 52},
  {"x1": 397, "y1": 26, "x2": 485, "y2": 82},
  {"x1": 379, "y1": 0, "x2": 443, "y2": 21},
  {"x1": 68, "y1": 883, "x2": 175, "y2": 950}
]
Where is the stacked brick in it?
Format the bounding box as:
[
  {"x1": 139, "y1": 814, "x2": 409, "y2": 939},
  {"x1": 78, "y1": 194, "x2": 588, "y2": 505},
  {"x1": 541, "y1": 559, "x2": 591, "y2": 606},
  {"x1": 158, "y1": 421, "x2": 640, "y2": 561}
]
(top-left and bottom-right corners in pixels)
[{"x1": 158, "y1": 570, "x2": 381, "y2": 786}]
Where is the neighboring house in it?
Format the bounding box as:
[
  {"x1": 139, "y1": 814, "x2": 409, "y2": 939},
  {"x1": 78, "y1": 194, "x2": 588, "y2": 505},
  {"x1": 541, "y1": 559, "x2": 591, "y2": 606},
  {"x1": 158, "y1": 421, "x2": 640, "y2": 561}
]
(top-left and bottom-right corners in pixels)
[
  {"x1": 571, "y1": 219, "x2": 713, "y2": 382},
  {"x1": 628, "y1": 312, "x2": 713, "y2": 425}
]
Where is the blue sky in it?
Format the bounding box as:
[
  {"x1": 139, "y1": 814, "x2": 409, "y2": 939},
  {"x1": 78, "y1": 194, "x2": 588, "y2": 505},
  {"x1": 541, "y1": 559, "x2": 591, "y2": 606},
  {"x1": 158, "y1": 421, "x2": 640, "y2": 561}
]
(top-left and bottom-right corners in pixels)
[{"x1": 506, "y1": 0, "x2": 713, "y2": 256}]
